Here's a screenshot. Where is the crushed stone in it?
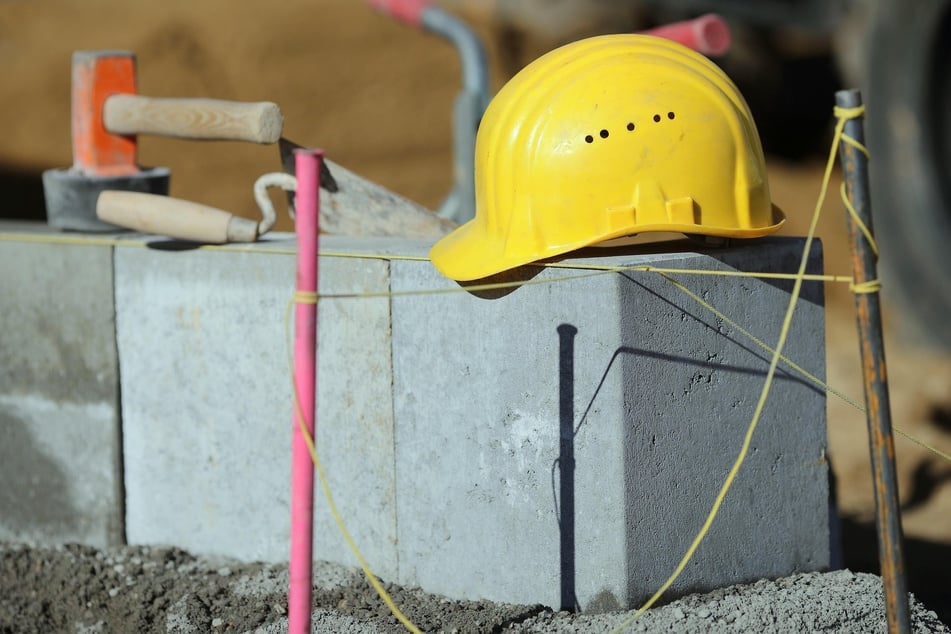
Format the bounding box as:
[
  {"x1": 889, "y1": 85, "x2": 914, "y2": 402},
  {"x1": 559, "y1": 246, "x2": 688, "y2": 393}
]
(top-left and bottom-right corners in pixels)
[{"x1": 0, "y1": 542, "x2": 947, "y2": 633}]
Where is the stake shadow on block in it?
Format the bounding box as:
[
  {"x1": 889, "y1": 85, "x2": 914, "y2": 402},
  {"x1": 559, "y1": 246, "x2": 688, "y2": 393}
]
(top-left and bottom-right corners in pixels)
[
  {"x1": 557, "y1": 323, "x2": 579, "y2": 612},
  {"x1": 549, "y1": 269, "x2": 824, "y2": 609},
  {"x1": 552, "y1": 322, "x2": 818, "y2": 613}
]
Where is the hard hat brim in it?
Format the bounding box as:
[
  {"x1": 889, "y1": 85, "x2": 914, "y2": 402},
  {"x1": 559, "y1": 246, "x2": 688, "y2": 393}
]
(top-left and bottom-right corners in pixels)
[{"x1": 430, "y1": 204, "x2": 785, "y2": 282}]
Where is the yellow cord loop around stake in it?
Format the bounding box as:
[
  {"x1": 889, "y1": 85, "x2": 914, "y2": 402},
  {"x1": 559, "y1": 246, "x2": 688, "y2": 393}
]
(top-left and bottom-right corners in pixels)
[
  {"x1": 840, "y1": 182, "x2": 879, "y2": 258},
  {"x1": 292, "y1": 290, "x2": 318, "y2": 305},
  {"x1": 850, "y1": 279, "x2": 883, "y2": 295}
]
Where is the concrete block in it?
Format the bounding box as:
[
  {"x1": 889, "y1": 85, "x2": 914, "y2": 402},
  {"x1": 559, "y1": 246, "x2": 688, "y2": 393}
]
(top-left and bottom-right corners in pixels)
[
  {"x1": 115, "y1": 236, "x2": 398, "y2": 577},
  {"x1": 5, "y1": 227, "x2": 824, "y2": 613},
  {"x1": 0, "y1": 230, "x2": 123, "y2": 547},
  {"x1": 390, "y1": 238, "x2": 828, "y2": 610}
]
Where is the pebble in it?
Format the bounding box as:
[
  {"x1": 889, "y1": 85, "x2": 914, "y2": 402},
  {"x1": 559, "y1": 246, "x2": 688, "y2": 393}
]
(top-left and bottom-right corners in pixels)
[
  {"x1": 217, "y1": 566, "x2": 232, "y2": 577},
  {"x1": 107, "y1": 588, "x2": 119, "y2": 598},
  {"x1": 696, "y1": 607, "x2": 712, "y2": 618},
  {"x1": 212, "y1": 618, "x2": 223, "y2": 627},
  {"x1": 671, "y1": 607, "x2": 686, "y2": 620}
]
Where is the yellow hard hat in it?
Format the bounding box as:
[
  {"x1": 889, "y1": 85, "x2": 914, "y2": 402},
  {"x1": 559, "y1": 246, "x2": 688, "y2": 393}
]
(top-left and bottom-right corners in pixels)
[{"x1": 430, "y1": 34, "x2": 784, "y2": 281}]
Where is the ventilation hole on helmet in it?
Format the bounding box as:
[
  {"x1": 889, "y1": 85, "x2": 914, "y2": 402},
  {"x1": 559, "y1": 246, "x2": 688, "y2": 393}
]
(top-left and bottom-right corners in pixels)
[
  {"x1": 627, "y1": 122, "x2": 635, "y2": 131},
  {"x1": 653, "y1": 114, "x2": 661, "y2": 123},
  {"x1": 668, "y1": 111, "x2": 675, "y2": 120},
  {"x1": 585, "y1": 135, "x2": 594, "y2": 143},
  {"x1": 600, "y1": 129, "x2": 609, "y2": 138}
]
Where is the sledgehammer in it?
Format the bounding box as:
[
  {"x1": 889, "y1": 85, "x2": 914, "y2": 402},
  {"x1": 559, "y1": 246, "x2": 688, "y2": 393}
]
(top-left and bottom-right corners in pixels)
[{"x1": 42, "y1": 50, "x2": 283, "y2": 232}]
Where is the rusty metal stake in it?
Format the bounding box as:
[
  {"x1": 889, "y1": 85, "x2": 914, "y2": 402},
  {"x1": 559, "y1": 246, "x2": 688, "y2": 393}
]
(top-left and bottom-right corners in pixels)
[{"x1": 835, "y1": 89, "x2": 911, "y2": 634}]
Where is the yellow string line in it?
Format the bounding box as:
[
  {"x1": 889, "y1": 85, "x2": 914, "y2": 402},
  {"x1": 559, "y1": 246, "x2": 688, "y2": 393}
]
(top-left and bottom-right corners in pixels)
[
  {"x1": 0, "y1": 232, "x2": 151, "y2": 248},
  {"x1": 832, "y1": 128, "x2": 872, "y2": 160},
  {"x1": 840, "y1": 182, "x2": 879, "y2": 258},
  {"x1": 284, "y1": 294, "x2": 423, "y2": 634},
  {"x1": 652, "y1": 271, "x2": 951, "y2": 462},
  {"x1": 313, "y1": 256, "x2": 949, "y2": 461},
  {"x1": 0, "y1": 228, "x2": 887, "y2": 294},
  {"x1": 302, "y1": 255, "x2": 945, "y2": 461},
  {"x1": 9, "y1": 229, "x2": 946, "y2": 458},
  {"x1": 318, "y1": 250, "x2": 430, "y2": 262},
  {"x1": 3, "y1": 227, "x2": 886, "y2": 301},
  {"x1": 894, "y1": 428, "x2": 951, "y2": 462},
  {"x1": 548, "y1": 262, "x2": 853, "y2": 283},
  {"x1": 610, "y1": 102, "x2": 858, "y2": 634},
  {"x1": 835, "y1": 107, "x2": 881, "y2": 293},
  {"x1": 317, "y1": 267, "x2": 855, "y2": 301},
  {"x1": 323, "y1": 270, "x2": 611, "y2": 299}
]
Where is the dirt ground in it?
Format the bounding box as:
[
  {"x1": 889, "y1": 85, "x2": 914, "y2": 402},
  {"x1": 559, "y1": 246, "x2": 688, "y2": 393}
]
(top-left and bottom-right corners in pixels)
[
  {"x1": 2, "y1": 543, "x2": 949, "y2": 633},
  {"x1": 1, "y1": 0, "x2": 949, "y2": 628}
]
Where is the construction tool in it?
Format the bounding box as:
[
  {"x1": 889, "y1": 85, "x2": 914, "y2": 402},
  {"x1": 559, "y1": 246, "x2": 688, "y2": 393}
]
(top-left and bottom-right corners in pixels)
[
  {"x1": 42, "y1": 50, "x2": 283, "y2": 232},
  {"x1": 96, "y1": 191, "x2": 265, "y2": 243},
  {"x1": 97, "y1": 142, "x2": 455, "y2": 243},
  {"x1": 277, "y1": 138, "x2": 456, "y2": 238}
]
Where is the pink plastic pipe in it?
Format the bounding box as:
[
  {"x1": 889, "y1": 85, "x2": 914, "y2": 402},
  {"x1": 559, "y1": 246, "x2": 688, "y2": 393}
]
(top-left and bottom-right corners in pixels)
[
  {"x1": 288, "y1": 148, "x2": 323, "y2": 634},
  {"x1": 640, "y1": 13, "x2": 732, "y2": 57},
  {"x1": 366, "y1": 0, "x2": 429, "y2": 27}
]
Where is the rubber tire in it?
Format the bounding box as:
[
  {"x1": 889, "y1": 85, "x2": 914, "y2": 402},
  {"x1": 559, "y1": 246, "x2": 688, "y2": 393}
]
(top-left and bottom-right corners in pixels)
[{"x1": 866, "y1": 0, "x2": 951, "y2": 348}]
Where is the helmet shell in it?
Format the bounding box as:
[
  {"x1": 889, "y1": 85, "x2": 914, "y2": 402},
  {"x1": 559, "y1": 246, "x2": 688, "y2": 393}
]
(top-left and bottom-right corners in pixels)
[{"x1": 431, "y1": 34, "x2": 784, "y2": 281}]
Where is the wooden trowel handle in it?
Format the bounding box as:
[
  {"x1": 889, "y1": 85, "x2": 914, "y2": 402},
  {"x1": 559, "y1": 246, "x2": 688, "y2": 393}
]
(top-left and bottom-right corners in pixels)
[
  {"x1": 103, "y1": 95, "x2": 283, "y2": 144},
  {"x1": 97, "y1": 191, "x2": 259, "y2": 243}
]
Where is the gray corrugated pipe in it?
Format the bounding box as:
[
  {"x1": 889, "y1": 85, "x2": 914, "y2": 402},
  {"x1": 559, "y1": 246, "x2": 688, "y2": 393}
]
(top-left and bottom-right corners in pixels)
[
  {"x1": 368, "y1": 0, "x2": 490, "y2": 224},
  {"x1": 422, "y1": 8, "x2": 490, "y2": 224}
]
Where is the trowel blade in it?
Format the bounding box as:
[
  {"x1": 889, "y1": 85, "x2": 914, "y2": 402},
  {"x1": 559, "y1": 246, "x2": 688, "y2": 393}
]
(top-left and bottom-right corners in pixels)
[
  {"x1": 279, "y1": 137, "x2": 339, "y2": 206},
  {"x1": 275, "y1": 137, "x2": 456, "y2": 239}
]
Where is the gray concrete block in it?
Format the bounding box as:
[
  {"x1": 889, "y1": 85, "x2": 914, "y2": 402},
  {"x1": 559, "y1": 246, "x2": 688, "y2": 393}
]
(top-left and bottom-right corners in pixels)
[
  {"x1": 4, "y1": 226, "x2": 828, "y2": 614},
  {"x1": 390, "y1": 238, "x2": 828, "y2": 610},
  {"x1": 0, "y1": 231, "x2": 123, "y2": 547},
  {"x1": 115, "y1": 236, "x2": 398, "y2": 577}
]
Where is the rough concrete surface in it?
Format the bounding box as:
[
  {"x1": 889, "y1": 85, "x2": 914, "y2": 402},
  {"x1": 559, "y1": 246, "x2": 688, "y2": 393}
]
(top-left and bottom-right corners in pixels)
[
  {"x1": 0, "y1": 542, "x2": 947, "y2": 633},
  {"x1": 107, "y1": 231, "x2": 832, "y2": 610},
  {"x1": 0, "y1": 240, "x2": 123, "y2": 548},
  {"x1": 391, "y1": 238, "x2": 828, "y2": 608},
  {"x1": 3, "y1": 0, "x2": 951, "y2": 628},
  {"x1": 114, "y1": 238, "x2": 399, "y2": 577}
]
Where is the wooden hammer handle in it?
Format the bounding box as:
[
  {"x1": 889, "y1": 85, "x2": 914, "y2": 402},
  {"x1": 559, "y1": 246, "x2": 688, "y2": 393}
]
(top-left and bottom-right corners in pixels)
[
  {"x1": 103, "y1": 94, "x2": 283, "y2": 144},
  {"x1": 97, "y1": 190, "x2": 259, "y2": 242}
]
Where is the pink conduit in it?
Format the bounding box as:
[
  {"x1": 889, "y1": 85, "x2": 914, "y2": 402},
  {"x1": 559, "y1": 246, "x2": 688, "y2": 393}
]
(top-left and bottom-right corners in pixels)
[
  {"x1": 288, "y1": 148, "x2": 323, "y2": 634},
  {"x1": 366, "y1": 0, "x2": 429, "y2": 27},
  {"x1": 641, "y1": 13, "x2": 732, "y2": 57}
]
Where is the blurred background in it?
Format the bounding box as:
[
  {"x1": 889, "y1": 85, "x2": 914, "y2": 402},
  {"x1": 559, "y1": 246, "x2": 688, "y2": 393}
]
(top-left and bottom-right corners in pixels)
[{"x1": 1, "y1": 0, "x2": 949, "y2": 619}]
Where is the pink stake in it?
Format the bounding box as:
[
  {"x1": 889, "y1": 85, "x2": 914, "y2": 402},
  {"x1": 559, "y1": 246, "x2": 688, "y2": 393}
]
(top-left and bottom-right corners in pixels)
[
  {"x1": 641, "y1": 13, "x2": 732, "y2": 58},
  {"x1": 289, "y1": 148, "x2": 323, "y2": 634}
]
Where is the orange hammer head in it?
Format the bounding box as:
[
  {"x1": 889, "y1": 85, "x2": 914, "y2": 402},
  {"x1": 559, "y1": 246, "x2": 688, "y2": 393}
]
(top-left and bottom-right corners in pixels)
[
  {"x1": 71, "y1": 50, "x2": 139, "y2": 176},
  {"x1": 43, "y1": 50, "x2": 168, "y2": 232}
]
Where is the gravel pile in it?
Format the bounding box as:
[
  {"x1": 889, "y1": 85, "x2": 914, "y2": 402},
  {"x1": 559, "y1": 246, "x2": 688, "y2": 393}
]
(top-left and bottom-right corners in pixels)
[{"x1": 0, "y1": 542, "x2": 947, "y2": 633}]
